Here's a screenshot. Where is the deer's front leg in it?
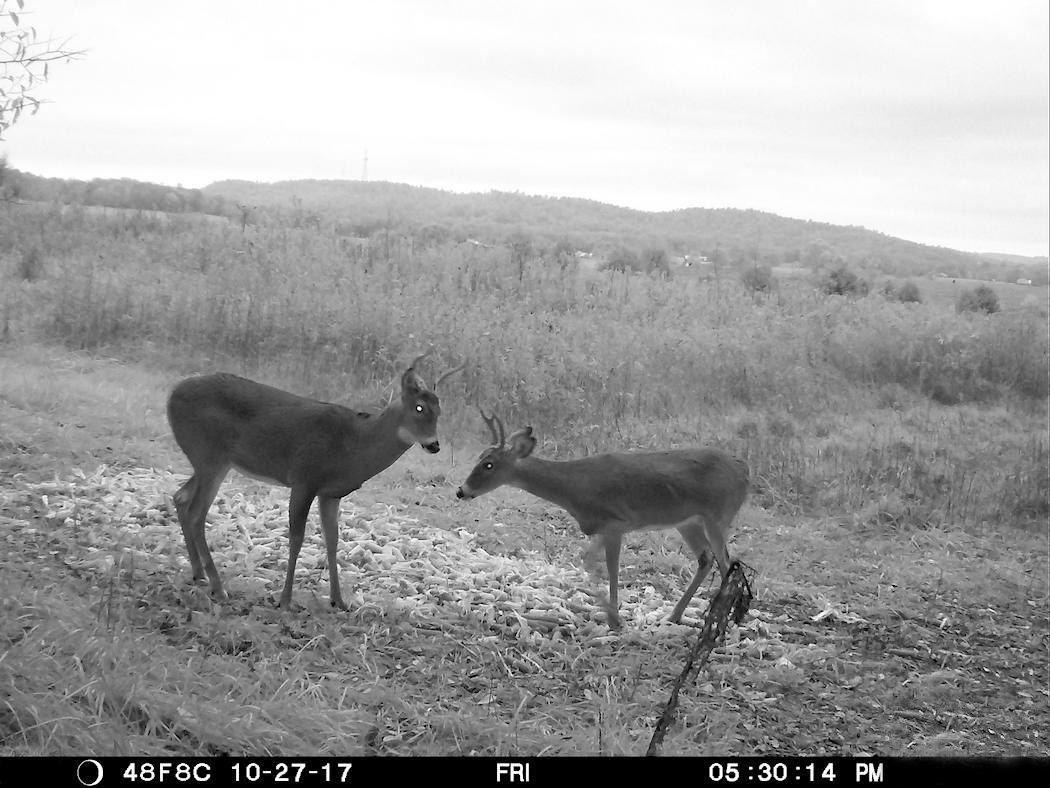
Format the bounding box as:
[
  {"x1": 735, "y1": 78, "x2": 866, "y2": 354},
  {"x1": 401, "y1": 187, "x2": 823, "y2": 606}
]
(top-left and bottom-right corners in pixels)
[
  {"x1": 318, "y1": 495, "x2": 348, "y2": 610},
  {"x1": 280, "y1": 486, "x2": 315, "y2": 610}
]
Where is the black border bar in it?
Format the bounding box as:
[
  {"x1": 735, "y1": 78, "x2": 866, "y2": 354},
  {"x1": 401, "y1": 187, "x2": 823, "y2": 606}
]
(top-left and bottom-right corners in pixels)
[{"x1": 0, "y1": 756, "x2": 1045, "y2": 787}]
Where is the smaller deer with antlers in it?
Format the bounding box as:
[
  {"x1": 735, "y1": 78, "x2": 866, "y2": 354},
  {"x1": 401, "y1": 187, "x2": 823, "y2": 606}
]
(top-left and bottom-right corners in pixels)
[
  {"x1": 456, "y1": 412, "x2": 749, "y2": 628},
  {"x1": 167, "y1": 352, "x2": 463, "y2": 610}
]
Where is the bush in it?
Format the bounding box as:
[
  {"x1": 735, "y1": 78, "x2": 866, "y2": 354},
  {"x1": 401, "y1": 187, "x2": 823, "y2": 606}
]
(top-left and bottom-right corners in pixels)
[
  {"x1": 895, "y1": 280, "x2": 922, "y2": 303},
  {"x1": 820, "y1": 264, "x2": 869, "y2": 297},
  {"x1": 741, "y1": 264, "x2": 775, "y2": 293},
  {"x1": 957, "y1": 285, "x2": 1000, "y2": 314}
]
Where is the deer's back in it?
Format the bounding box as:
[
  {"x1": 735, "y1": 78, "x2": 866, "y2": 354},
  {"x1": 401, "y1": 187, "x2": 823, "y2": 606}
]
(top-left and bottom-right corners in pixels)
[
  {"x1": 556, "y1": 448, "x2": 748, "y2": 530},
  {"x1": 167, "y1": 373, "x2": 355, "y2": 461}
]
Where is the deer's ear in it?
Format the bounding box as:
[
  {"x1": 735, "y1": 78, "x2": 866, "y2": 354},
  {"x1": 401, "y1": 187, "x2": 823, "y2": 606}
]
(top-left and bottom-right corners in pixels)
[
  {"x1": 508, "y1": 427, "x2": 536, "y2": 459},
  {"x1": 401, "y1": 368, "x2": 427, "y2": 397}
]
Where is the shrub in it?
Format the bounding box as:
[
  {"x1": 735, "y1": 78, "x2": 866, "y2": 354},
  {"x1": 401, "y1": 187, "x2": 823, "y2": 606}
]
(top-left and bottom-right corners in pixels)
[
  {"x1": 895, "y1": 280, "x2": 922, "y2": 303},
  {"x1": 820, "y1": 264, "x2": 869, "y2": 297},
  {"x1": 741, "y1": 264, "x2": 775, "y2": 293},
  {"x1": 957, "y1": 285, "x2": 999, "y2": 314}
]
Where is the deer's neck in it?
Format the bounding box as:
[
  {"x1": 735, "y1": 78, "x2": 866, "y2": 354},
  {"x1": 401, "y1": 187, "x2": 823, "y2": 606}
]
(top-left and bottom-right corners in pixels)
[
  {"x1": 510, "y1": 457, "x2": 583, "y2": 514},
  {"x1": 350, "y1": 403, "x2": 413, "y2": 476}
]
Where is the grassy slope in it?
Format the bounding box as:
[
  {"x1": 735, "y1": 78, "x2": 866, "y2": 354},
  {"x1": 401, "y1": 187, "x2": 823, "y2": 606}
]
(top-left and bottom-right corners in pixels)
[{"x1": 1, "y1": 342, "x2": 1046, "y2": 756}]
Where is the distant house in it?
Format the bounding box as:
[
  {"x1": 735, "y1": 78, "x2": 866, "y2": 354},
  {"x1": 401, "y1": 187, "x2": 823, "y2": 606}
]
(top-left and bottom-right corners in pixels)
[
  {"x1": 1016, "y1": 278, "x2": 1033, "y2": 286},
  {"x1": 672, "y1": 254, "x2": 711, "y2": 269}
]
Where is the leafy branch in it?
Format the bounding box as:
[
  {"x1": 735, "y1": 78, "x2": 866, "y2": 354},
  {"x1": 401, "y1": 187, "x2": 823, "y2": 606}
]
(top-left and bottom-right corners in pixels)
[{"x1": 1, "y1": 0, "x2": 84, "y2": 138}]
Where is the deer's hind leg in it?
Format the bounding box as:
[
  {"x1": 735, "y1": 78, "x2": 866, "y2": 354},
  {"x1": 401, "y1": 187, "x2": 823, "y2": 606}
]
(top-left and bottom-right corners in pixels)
[
  {"x1": 173, "y1": 464, "x2": 230, "y2": 600},
  {"x1": 669, "y1": 518, "x2": 719, "y2": 624}
]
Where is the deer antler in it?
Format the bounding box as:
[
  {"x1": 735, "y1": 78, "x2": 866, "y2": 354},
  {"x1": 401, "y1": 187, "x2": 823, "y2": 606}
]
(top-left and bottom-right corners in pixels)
[
  {"x1": 434, "y1": 362, "x2": 466, "y2": 389},
  {"x1": 408, "y1": 348, "x2": 434, "y2": 371},
  {"x1": 478, "y1": 407, "x2": 505, "y2": 448}
]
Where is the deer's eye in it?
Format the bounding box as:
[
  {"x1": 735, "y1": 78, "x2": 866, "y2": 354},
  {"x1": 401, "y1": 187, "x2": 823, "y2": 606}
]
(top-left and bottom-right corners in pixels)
[
  {"x1": 415, "y1": 404, "x2": 424, "y2": 414},
  {"x1": 483, "y1": 462, "x2": 493, "y2": 471}
]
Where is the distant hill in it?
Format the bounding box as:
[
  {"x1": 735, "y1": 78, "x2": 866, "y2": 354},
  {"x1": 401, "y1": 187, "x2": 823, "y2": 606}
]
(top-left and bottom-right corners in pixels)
[
  {"x1": 978, "y1": 251, "x2": 1049, "y2": 267},
  {"x1": 203, "y1": 178, "x2": 1046, "y2": 282},
  {"x1": 4, "y1": 166, "x2": 1045, "y2": 283},
  {"x1": 6, "y1": 167, "x2": 229, "y2": 217}
]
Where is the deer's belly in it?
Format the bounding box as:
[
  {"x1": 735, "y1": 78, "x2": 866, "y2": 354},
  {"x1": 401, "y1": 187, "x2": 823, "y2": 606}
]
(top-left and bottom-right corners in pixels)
[{"x1": 232, "y1": 463, "x2": 289, "y2": 487}]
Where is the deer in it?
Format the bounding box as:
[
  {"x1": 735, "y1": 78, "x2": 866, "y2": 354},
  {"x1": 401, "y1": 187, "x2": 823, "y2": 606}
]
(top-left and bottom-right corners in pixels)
[
  {"x1": 456, "y1": 411, "x2": 749, "y2": 629},
  {"x1": 166, "y1": 352, "x2": 464, "y2": 611}
]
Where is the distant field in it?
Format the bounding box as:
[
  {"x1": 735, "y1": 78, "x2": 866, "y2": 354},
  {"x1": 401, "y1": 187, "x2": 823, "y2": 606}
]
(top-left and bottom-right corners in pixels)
[
  {"x1": 907, "y1": 275, "x2": 1047, "y2": 311},
  {"x1": 772, "y1": 264, "x2": 1048, "y2": 312}
]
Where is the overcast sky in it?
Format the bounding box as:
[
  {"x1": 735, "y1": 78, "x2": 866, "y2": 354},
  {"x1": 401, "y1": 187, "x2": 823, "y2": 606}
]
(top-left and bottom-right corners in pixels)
[{"x1": 3, "y1": 0, "x2": 1048, "y2": 256}]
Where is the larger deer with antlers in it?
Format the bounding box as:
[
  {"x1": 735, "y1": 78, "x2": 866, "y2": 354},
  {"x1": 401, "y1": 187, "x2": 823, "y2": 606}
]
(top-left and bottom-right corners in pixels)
[
  {"x1": 456, "y1": 412, "x2": 749, "y2": 628},
  {"x1": 167, "y1": 352, "x2": 463, "y2": 610}
]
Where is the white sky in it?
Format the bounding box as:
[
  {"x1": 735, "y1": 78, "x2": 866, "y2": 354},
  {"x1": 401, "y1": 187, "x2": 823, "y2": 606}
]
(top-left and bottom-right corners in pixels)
[{"x1": 3, "y1": 0, "x2": 1048, "y2": 256}]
